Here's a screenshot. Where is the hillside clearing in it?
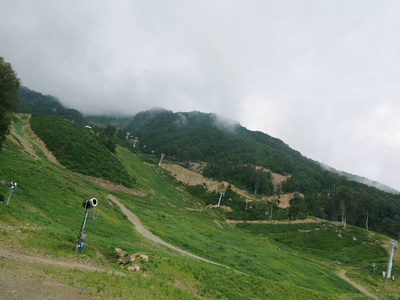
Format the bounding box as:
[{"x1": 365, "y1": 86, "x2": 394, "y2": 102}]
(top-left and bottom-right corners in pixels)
[{"x1": 162, "y1": 162, "x2": 299, "y2": 208}]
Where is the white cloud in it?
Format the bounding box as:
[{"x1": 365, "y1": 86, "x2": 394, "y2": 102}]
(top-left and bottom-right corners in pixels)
[{"x1": 1, "y1": 0, "x2": 400, "y2": 190}]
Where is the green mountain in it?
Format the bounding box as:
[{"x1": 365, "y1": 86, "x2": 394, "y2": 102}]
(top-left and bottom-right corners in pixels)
[
  {"x1": 0, "y1": 113, "x2": 398, "y2": 298},
  {"x1": 17, "y1": 86, "x2": 87, "y2": 124},
  {"x1": 122, "y1": 109, "x2": 400, "y2": 239},
  {"x1": 320, "y1": 163, "x2": 399, "y2": 194}
]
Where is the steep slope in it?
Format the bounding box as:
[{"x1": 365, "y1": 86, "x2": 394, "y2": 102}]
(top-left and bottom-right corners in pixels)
[
  {"x1": 30, "y1": 113, "x2": 133, "y2": 187},
  {"x1": 1, "y1": 114, "x2": 397, "y2": 298},
  {"x1": 121, "y1": 109, "x2": 400, "y2": 239},
  {"x1": 17, "y1": 86, "x2": 86, "y2": 124}
]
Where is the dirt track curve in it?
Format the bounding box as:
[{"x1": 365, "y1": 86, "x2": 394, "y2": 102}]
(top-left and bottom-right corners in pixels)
[
  {"x1": 107, "y1": 195, "x2": 232, "y2": 270},
  {"x1": 338, "y1": 270, "x2": 377, "y2": 299}
]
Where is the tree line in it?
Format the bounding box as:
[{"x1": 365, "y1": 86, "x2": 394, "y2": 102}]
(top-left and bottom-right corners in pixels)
[{"x1": 122, "y1": 109, "x2": 400, "y2": 239}]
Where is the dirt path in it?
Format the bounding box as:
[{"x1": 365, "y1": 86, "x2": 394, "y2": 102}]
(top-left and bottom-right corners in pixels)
[
  {"x1": 10, "y1": 126, "x2": 40, "y2": 160},
  {"x1": 227, "y1": 218, "x2": 320, "y2": 224},
  {"x1": 107, "y1": 195, "x2": 231, "y2": 270},
  {"x1": 0, "y1": 244, "x2": 123, "y2": 275},
  {"x1": 0, "y1": 242, "x2": 124, "y2": 299},
  {"x1": 338, "y1": 270, "x2": 377, "y2": 299}
]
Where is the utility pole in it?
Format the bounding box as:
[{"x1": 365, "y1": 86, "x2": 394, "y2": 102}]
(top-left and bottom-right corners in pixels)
[
  {"x1": 159, "y1": 153, "x2": 165, "y2": 167},
  {"x1": 385, "y1": 240, "x2": 398, "y2": 279},
  {"x1": 133, "y1": 137, "x2": 139, "y2": 148},
  {"x1": 215, "y1": 191, "x2": 225, "y2": 208}
]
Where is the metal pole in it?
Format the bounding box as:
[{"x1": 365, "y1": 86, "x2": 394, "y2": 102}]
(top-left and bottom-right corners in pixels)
[
  {"x1": 159, "y1": 154, "x2": 165, "y2": 166},
  {"x1": 215, "y1": 191, "x2": 224, "y2": 207},
  {"x1": 6, "y1": 190, "x2": 14, "y2": 205},
  {"x1": 76, "y1": 210, "x2": 89, "y2": 251},
  {"x1": 386, "y1": 241, "x2": 398, "y2": 279}
]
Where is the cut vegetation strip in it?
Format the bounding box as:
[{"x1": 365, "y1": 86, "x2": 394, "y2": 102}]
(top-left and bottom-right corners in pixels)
[
  {"x1": 226, "y1": 218, "x2": 321, "y2": 224},
  {"x1": 108, "y1": 195, "x2": 234, "y2": 271}
]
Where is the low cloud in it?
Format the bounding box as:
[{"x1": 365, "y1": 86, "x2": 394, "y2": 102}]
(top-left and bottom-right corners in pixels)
[{"x1": 1, "y1": 1, "x2": 400, "y2": 190}]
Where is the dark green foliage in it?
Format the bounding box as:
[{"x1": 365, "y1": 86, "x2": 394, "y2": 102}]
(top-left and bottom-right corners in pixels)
[
  {"x1": 122, "y1": 109, "x2": 400, "y2": 239},
  {"x1": 85, "y1": 115, "x2": 133, "y2": 128},
  {"x1": 204, "y1": 161, "x2": 274, "y2": 195},
  {"x1": 30, "y1": 114, "x2": 133, "y2": 187},
  {"x1": 96, "y1": 124, "x2": 118, "y2": 153},
  {"x1": 17, "y1": 86, "x2": 86, "y2": 124},
  {"x1": 289, "y1": 193, "x2": 307, "y2": 220},
  {"x1": 0, "y1": 57, "x2": 20, "y2": 151}
]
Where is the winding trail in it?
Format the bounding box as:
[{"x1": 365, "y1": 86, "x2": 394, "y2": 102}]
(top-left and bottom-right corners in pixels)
[
  {"x1": 338, "y1": 270, "x2": 377, "y2": 299},
  {"x1": 108, "y1": 195, "x2": 232, "y2": 270}
]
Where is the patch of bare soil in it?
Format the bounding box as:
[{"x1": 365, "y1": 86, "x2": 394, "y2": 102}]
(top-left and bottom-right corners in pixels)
[
  {"x1": 6, "y1": 133, "x2": 20, "y2": 146},
  {"x1": 255, "y1": 165, "x2": 291, "y2": 186},
  {"x1": 0, "y1": 263, "x2": 89, "y2": 300},
  {"x1": 0, "y1": 246, "x2": 118, "y2": 274},
  {"x1": 8, "y1": 115, "x2": 64, "y2": 167},
  {"x1": 226, "y1": 218, "x2": 320, "y2": 224},
  {"x1": 0, "y1": 240, "x2": 124, "y2": 299},
  {"x1": 162, "y1": 163, "x2": 254, "y2": 199},
  {"x1": 264, "y1": 192, "x2": 305, "y2": 209},
  {"x1": 206, "y1": 204, "x2": 233, "y2": 212},
  {"x1": 162, "y1": 163, "x2": 302, "y2": 210},
  {"x1": 9, "y1": 127, "x2": 40, "y2": 160},
  {"x1": 26, "y1": 118, "x2": 65, "y2": 168},
  {"x1": 338, "y1": 269, "x2": 378, "y2": 299}
]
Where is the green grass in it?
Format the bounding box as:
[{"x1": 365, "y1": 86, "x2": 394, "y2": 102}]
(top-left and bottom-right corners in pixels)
[
  {"x1": 0, "y1": 114, "x2": 398, "y2": 299},
  {"x1": 237, "y1": 222, "x2": 388, "y2": 265}
]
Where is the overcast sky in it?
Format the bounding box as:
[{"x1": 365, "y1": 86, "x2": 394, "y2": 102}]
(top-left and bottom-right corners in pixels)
[{"x1": 1, "y1": 1, "x2": 400, "y2": 191}]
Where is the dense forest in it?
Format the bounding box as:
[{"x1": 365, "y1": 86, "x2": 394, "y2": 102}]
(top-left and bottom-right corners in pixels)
[
  {"x1": 122, "y1": 109, "x2": 400, "y2": 239},
  {"x1": 17, "y1": 86, "x2": 87, "y2": 124}
]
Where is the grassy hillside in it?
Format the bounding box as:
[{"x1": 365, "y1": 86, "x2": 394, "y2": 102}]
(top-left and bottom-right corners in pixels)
[{"x1": 0, "y1": 114, "x2": 399, "y2": 299}]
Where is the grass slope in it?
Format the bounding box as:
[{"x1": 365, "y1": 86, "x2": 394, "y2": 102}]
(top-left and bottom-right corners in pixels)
[{"x1": 0, "y1": 114, "x2": 398, "y2": 299}]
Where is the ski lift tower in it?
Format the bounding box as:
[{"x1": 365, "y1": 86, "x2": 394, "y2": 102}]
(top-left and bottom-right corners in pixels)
[
  {"x1": 159, "y1": 153, "x2": 165, "y2": 167},
  {"x1": 76, "y1": 198, "x2": 98, "y2": 252},
  {"x1": 385, "y1": 240, "x2": 398, "y2": 279},
  {"x1": 133, "y1": 137, "x2": 139, "y2": 148},
  {"x1": 6, "y1": 181, "x2": 17, "y2": 205},
  {"x1": 215, "y1": 191, "x2": 225, "y2": 208}
]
